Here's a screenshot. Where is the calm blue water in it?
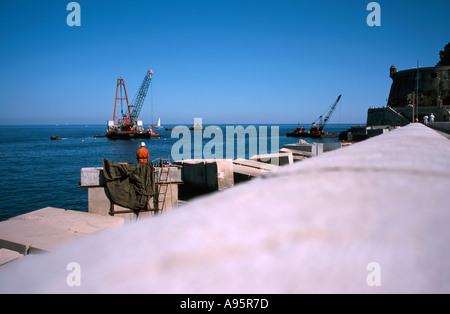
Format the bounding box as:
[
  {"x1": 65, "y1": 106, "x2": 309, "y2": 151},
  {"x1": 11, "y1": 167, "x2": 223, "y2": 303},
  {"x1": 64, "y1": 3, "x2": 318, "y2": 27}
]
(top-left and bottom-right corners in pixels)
[{"x1": 0, "y1": 123, "x2": 358, "y2": 221}]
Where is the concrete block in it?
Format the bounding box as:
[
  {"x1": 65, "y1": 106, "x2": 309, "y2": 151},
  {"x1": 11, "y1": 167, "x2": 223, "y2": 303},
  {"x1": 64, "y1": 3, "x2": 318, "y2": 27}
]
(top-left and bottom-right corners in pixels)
[
  {"x1": 12, "y1": 207, "x2": 124, "y2": 234},
  {"x1": 0, "y1": 249, "x2": 23, "y2": 266},
  {"x1": 279, "y1": 147, "x2": 314, "y2": 158},
  {"x1": 83, "y1": 166, "x2": 182, "y2": 219},
  {"x1": 80, "y1": 166, "x2": 182, "y2": 188},
  {"x1": 212, "y1": 159, "x2": 234, "y2": 190},
  {"x1": 0, "y1": 207, "x2": 124, "y2": 254},
  {"x1": 80, "y1": 167, "x2": 105, "y2": 187},
  {"x1": 0, "y1": 217, "x2": 85, "y2": 254},
  {"x1": 250, "y1": 152, "x2": 293, "y2": 166},
  {"x1": 279, "y1": 148, "x2": 308, "y2": 162},
  {"x1": 232, "y1": 164, "x2": 268, "y2": 177},
  {"x1": 155, "y1": 166, "x2": 182, "y2": 184},
  {"x1": 283, "y1": 142, "x2": 323, "y2": 156},
  {"x1": 233, "y1": 158, "x2": 279, "y2": 172},
  {"x1": 0, "y1": 239, "x2": 29, "y2": 256},
  {"x1": 283, "y1": 142, "x2": 315, "y2": 153},
  {"x1": 88, "y1": 186, "x2": 155, "y2": 221},
  {"x1": 88, "y1": 187, "x2": 112, "y2": 216},
  {"x1": 232, "y1": 159, "x2": 278, "y2": 184},
  {"x1": 321, "y1": 141, "x2": 342, "y2": 152},
  {"x1": 110, "y1": 204, "x2": 138, "y2": 222},
  {"x1": 175, "y1": 159, "x2": 234, "y2": 200},
  {"x1": 87, "y1": 187, "x2": 134, "y2": 221}
]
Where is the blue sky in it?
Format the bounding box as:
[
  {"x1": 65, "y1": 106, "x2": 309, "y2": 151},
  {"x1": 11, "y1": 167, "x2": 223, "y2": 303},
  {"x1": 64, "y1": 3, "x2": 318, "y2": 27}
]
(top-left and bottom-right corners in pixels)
[{"x1": 0, "y1": 0, "x2": 449, "y2": 125}]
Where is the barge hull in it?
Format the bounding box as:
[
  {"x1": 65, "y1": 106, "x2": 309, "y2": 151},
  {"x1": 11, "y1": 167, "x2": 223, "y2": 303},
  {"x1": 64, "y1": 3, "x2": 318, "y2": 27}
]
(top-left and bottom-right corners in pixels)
[
  {"x1": 286, "y1": 132, "x2": 336, "y2": 138},
  {"x1": 106, "y1": 131, "x2": 159, "y2": 139}
]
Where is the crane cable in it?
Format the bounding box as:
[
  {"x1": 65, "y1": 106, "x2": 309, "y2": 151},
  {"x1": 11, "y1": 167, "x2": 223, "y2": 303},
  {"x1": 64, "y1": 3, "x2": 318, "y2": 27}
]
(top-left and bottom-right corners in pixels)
[
  {"x1": 151, "y1": 80, "x2": 153, "y2": 127},
  {"x1": 120, "y1": 83, "x2": 124, "y2": 117}
]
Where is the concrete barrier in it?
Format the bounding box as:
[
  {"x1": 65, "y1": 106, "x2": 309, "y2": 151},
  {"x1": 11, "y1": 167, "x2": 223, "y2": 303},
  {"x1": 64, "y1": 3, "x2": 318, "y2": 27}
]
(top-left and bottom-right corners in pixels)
[
  {"x1": 175, "y1": 159, "x2": 234, "y2": 200},
  {"x1": 79, "y1": 166, "x2": 182, "y2": 220},
  {"x1": 1, "y1": 123, "x2": 449, "y2": 293},
  {"x1": 432, "y1": 122, "x2": 450, "y2": 133}
]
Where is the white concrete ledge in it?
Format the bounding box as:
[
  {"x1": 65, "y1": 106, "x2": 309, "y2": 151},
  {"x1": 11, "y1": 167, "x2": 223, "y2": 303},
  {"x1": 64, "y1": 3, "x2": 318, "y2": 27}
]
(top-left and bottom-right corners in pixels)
[
  {"x1": 0, "y1": 207, "x2": 124, "y2": 255},
  {"x1": 0, "y1": 249, "x2": 23, "y2": 266},
  {"x1": 0, "y1": 123, "x2": 449, "y2": 293},
  {"x1": 80, "y1": 166, "x2": 182, "y2": 188}
]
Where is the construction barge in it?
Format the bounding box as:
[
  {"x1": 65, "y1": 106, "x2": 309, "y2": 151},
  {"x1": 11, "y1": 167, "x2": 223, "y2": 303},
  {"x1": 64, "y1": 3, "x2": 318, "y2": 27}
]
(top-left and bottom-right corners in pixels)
[
  {"x1": 104, "y1": 69, "x2": 160, "y2": 139},
  {"x1": 106, "y1": 123, "x2": 160, "y2": 139},
  {"x1": 286, "y1": 127, "x2": 337, "y2": 138},
  {"x1": 287, "y1": 94, "x2": 341, "y2": 139},
  {"x1": 106, "y1": 129, "x2": 159, "y2": 139}
]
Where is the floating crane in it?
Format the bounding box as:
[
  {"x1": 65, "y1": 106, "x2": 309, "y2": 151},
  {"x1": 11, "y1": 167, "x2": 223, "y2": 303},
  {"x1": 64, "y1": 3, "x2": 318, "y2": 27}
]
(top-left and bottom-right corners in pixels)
[
  {"x1": 106, "y1": 69, "x2": 160, "y2": 139},
  {"x1": 287, "y1": 94, "x2": 342, "y2": 138}
]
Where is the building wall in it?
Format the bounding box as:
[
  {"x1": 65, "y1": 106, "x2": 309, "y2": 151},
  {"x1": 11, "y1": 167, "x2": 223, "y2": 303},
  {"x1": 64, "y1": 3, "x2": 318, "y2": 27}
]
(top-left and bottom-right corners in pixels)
[
  {"x1": 387, "y1": 65, "x2": 450, "y2": 122},
  {"x1": 366, "y1": 107, "x2": 409, "y2": 126}
]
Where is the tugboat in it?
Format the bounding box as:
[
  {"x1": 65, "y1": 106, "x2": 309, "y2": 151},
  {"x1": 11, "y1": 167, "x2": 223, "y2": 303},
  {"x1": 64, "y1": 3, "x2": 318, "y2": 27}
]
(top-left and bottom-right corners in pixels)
[
  {"x1": 50, "y1": 135, "x2": 62, "y2": 140},
  {"x1": 148, "y1": 124, "x2": 161, "y2": 137},
  {"x1": 105, "y1": 69, "x2": 160, "y2": 139},
  {"x1": 287, "y1": 94, "x2": 341, "y2": 139}
]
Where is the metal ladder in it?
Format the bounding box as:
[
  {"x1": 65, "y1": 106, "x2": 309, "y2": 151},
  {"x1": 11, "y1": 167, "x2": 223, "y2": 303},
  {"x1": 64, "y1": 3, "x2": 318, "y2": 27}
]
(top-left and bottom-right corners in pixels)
[{"x1": 153, "y1": 157, "x2": 174, "y2": 213}]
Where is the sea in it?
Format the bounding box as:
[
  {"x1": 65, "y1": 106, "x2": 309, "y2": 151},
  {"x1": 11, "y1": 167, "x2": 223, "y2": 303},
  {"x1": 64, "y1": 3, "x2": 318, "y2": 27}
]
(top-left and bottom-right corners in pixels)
[{"x1": 0, "y1": 123, "x2": 360, "y2": 221}]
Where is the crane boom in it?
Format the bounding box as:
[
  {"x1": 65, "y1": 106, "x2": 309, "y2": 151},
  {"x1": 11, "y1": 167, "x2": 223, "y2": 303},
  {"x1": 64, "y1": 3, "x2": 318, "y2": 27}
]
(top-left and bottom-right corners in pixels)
[
  {"x1": 130, "y1": 69, "x2": 154, "y2": 122},
  {"x1": 316, "y1": 94, "x2": 341, "y2": 128}
]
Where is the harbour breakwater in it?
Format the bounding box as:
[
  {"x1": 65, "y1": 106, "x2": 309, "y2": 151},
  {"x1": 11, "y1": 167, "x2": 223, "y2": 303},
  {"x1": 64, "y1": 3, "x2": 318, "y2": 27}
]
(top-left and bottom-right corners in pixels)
[{"x1": 1, "y1": 123, "x2": 449, "y2": 293}]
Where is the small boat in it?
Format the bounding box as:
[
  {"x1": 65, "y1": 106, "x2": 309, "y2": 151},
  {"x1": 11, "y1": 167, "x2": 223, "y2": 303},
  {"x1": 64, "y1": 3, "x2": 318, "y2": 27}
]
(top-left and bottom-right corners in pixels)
[
  {"x1": 149, "y1": 125, "x2": 161, "y2": 137},
  {"x1": 190, "y1": 126, "x2": 205, "y2": 130},
  {"x1": 51, "y1": 135, "x2": 62, "y2": 140},
  {"x1": 190, "y1": 122, "x2": 205, "y2": 130},
  {"x1": 154, "y1": 117, "x2": 163, "y2": 129}
]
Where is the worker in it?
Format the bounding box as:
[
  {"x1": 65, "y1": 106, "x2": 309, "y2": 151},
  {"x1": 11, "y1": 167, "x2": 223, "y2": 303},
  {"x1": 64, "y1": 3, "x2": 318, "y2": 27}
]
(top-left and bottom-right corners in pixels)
[
  {"x1": 430, "y1": 113, "x2": 435, "y2": 126},
  {"x1": 423, "y1": 115, "x2": 429, "y2": 125},
  {"x1": 136, "y1": 142, "x2": 149, "y2": 163}
]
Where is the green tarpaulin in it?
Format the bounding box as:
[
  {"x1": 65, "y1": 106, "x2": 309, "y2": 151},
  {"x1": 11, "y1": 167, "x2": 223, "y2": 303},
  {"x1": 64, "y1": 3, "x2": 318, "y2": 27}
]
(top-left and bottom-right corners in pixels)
[{"x1": 102, "y1": 159, "x2": 156, "y2": 211}]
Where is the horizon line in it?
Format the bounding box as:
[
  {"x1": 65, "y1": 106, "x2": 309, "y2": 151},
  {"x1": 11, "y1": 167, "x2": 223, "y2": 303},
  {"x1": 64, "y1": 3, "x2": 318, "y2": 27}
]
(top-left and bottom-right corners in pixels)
[{"x1": 0, "y1": 122, "x2": 366, "y2": 126}]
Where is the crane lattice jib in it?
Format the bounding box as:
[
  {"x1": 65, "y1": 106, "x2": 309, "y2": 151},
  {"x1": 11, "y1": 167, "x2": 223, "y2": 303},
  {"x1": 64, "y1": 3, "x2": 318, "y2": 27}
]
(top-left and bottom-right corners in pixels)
[
  {"x1": 130, "y1": 69, "x2": 154, "y2": 122},
  {"x1": 317, "y1": 94, "x2": 341, "y2": 128}
]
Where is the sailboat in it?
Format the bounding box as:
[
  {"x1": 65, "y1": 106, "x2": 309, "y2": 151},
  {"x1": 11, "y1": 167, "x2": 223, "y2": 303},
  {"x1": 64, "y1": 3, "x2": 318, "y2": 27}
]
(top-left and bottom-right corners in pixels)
[{"x1": 155, "y1": 117, "x2": 163, "y2": 129}]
